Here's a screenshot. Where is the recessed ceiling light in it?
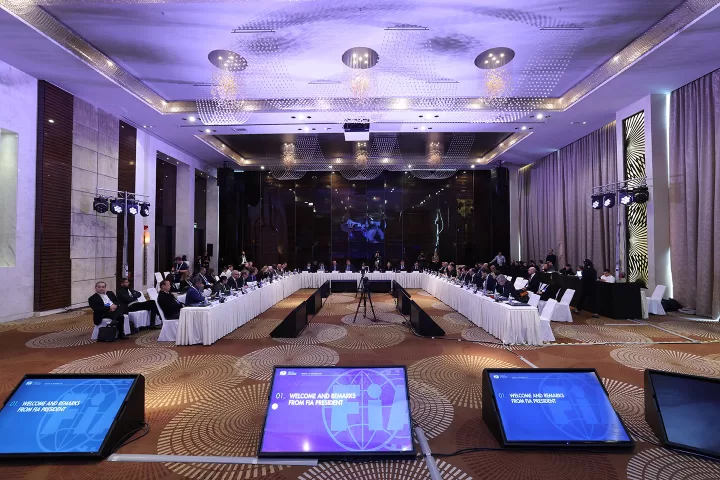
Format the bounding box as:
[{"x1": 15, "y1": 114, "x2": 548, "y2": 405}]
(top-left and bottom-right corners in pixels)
[
  {"x1": 420, "y1": 126, "x2": 426, "y2": 130},
  {"x1": 471, "y1": 164, "x2": 475, "y2": 168},
  {"x1": 408, "y1": 164, "x2": 413, "y2": 168},
  {"x1": 536, "y1": 113, "x2": 544, "y2": 119},
  {"x1": 188, "y1": 116, "x2": 197, "y2": 122},
  {"x1": 205, "y1": 128, "x2": 212, "y2": 133},
  {"x1": 298, "y1": 115, "x2": 305, "y2": 120},
  {"x1": 382, "y1": 158, "x2": 389, "y2": 163},
  {"x1": 48, "y1": 119, "x2": 54, "y2": 123},
  {"x1": 304, "y1": 127, "x2": 309, "y2": 132},
  {"x1": 521, "y1": 126, "x2": 527, "y2": 130},
  {"x1": 583, "y1": 121, "x2": 587, "y2": 124},
  {"x1": 260, "y1": 166, "x2": 265, "y2": 170}
]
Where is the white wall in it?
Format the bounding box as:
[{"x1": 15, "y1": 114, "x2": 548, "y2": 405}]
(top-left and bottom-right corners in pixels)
[
  {"x1": 616, "y1": 94, "x2": 672, "y2": 297},
  {"x1": 0, "y1": 60, "x2": 37, "y2": 322},
  {"x1": 134, "y1": 130, "x2": 217, "y2": 289}
]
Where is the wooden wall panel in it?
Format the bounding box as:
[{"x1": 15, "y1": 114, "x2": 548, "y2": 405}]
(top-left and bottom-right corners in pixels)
[
  {"x1": 34, "y1": 81, "x2": 73, "y2": 311},
  {"x1": 116, "y1": 121, "x2": 136, "y2": 284}
]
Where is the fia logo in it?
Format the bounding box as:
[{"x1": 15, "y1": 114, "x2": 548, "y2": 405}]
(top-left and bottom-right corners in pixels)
[{"x1": 279, "y1": 371, "x2": 287, "y2": 376}]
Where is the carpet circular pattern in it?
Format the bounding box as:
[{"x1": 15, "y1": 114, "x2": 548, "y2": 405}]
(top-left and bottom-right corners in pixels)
[
  {"x1": 242, "y1": 345, "x2": 339, "y2": 381},
  {"x1": 340, "y1": 312, "x2": 406, "y2": 325},
  {"x1": 610, "y1": 347, "x2": 720, "y2": 377},
  {"x1": 324, "y1": 294, "x2": 357, "y2": 304},
  {"x1": 298, "y1": 459, "x2": 471, "y2": 480},
  {"x1": 430, "y1": 301, "x2": 454, "y2": 311},
  {"x1": 225, "y1": 317, "x2": 283, "y2": 339},
  {"x1": 408, "y1": 355, "x2": 517, "y2": 409},
  {"x1": 553, "y1": 324, "x2": 652, "y2": 343},
  {"x1": 326, "y1": 324, "x2": 406, "y2": 350},
  {"x1": 273, "y1": 323, "x2": 348, "y2": 345},
  {"x1": 455, "y1": 418, "x2": 617, "y2": 480},
  {"x1": 145, "y1": 355, "x2": 251, "y2": 408},
  {"x1": 47, "y1": 458, "x2": 173, "y2": 480},
  {"x1": 16, "y1": 310, "x2": 87, "y2": 333},
  {"x1": 25, "y1": 326, "x2": 95, "y2": 349},
  {"x1": 430, "y1": 315, "x2": 471, "y2": 335},
  {"x1": 51, "y1": 348, "x2": 178, "y2": 376},
  {"x1": 134, "y1": 329, "x2": 175, "y2": 347},
  {"x1": 158, "y1": 383, "x2": 285, "y2": 480},
  {"x1": 460, "y1": 327, "x2": 542, "y2": 350},
  {"x1": 658, "y1": 320, "x2": 720, "y2": 340},
  {"x1": 0, "y1": 321, "x2": 18, "y2": 333},
  {"x1": 626, "y1": 447, "x2": 720, "y2": 479},
  {"x1": 0, "y1": 355, "x2": 60, "y2": 396},
  {"x1": 344, "y1": 301, "x2": 396, "y2": 313},
  {"x1": 409, "y1": 380, "x2": 454, "y2": 439},
  {"x1": 602, "y1": 378, "x2": 657, "y2": 442}
]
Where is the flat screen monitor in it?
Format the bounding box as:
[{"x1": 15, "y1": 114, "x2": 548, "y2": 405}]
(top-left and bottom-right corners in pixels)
[
  {"x1": 484, "y1": 369, "x2": 633, "y2": 447},
  {"x1": 646, "y1": 370, "x2": 720, "y2": 458},
  {"x1": 258, "y1": 366, "x2": 414, "y2": 458},
  {"x1": 0, "y1": 374, "x2": 142, "y2": 458}
]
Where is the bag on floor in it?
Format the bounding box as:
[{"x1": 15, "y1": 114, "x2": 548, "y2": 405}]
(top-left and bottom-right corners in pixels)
[
  {"x1": 96, "y1": 326, "x2": 117, "y2": 342},
  {"x1": 661, "y1": 298, "x2": 682, "y2": 312}
]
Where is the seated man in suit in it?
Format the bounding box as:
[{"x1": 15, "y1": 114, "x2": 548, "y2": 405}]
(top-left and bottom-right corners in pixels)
[
  {"x1": 344, "y1": 259, "x2": 354, "y2": 273},
  {"x1": 249, "y1": 267, "x2": 259, "y2": 282},
  {"x1": 212, "y1": 275, "x2": 230, "y2": 295},
  {"x1": 196, "y1": 267, "x2": 214, "y2": 287},
  {"x1": 184, "y1": 277, "x2": 207, "y2": 306},
  {"x1": 412, "y1": 261, "x2": 421, "y2": 272},
  {"x1": 480, "y1": 267, "x2": 497, "y2": 292},
  {"x1": 495, "y1": 274, "x2": 518, "y2": 299},
  {"x1": 463, "y1": 268, "x2": 475, "y2": 286},
  {"x1": 317, "y1": 263, "x2": 325, "y2": 272},
  {"x1": 471, "y1": 268, "x2": 483, "y2": 287},
  {"x1": 117, "y1": 277, "x2": 159, "y2": 328},
  {"x1": 524, "y1": 267, "x2": 541, "y2": 294},
  {"x1": 227, "y1": 270, "x2": 242, "y2": 290},
  {"x1": 438, "y1": 262, "x2": 449, "y2": 274},
  {"x1": 559, "y1": 264, "x2": 574, "y2": 276},
  {"x1": 88, "y1": 281, "x2": 128, "y2": 339},
  {"x1": 398, "y1": 260, "x2": 407, "y2": 272},
  {"x1": 304, "y1": 262, "x2": 313, "y2": 272},
  {"x1": 330, "y1": 260, "x2": 339, "y2": 272},
  {"x1": 157, "y1": 280, "x2": 183, "y2": 320}
]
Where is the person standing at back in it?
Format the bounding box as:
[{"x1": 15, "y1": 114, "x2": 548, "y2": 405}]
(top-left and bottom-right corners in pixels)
[
  {"x1": 546, "y1": 249, "x2": 557, "y2": 267},
  {"x1": 574, "y1": 259, "x2": 599, "y2": 318}
]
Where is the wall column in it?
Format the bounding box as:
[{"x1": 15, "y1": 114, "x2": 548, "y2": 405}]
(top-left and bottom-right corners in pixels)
[
  {"x1": 176, "y1": 163, "x2": 195, "y2": 266},
  {"x1": 508, "y1": 167, "x2": 520, "y2": 262},
  {"x1": 206, "y1": 176, "x2": 219, "y2": 273}
]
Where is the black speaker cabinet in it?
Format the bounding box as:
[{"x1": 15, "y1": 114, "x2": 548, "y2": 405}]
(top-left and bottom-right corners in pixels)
[
  {"x1": 270, "y1": 301, "x2": 308, "y2": 338},
  {"x1": 206, "y1": 243, "x2": 214, "y2": 257}
]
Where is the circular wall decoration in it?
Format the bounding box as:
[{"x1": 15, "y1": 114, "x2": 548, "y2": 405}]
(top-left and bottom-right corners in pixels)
[
  {"x1": 408, "y1": 355, "x2": 517, "y2": 409},
  {"x1": 326, "y1": 324, "x2": 405, "y2": 350},
  {"x1": 226, "y1": 317, "x2": 284, "y2": 340},
  {"x1": 273, "y1": 323, "x2": 348, "y2": 345},
  {"x1": 51, "y1": 348, "x2": 178, "y2": 376},
  {"x1": 601, "y1": 378, "x2": 657, "y2": 442},
  {"x1": 627, "y1": 447, "x2": 720, "y2": 480},
  {"x1": 409, "y1": 380, "x2": 454, "y2": 439},
  {"x1": 158, "y1": 383, "x2": 286, "y2": 480},
  {"x1": 17, "y1": 310, "x2": 86, "y2": 333},
  {"x1": 659, "y1": 320, "x2": 720, "y2": 340},
  {"x1": 298, "y1": 459, "x2": 470, "y2": 480},
  {"x1": 242, "y1": 345, "x2": 339, "y2": 381},
  {"x1": 610, "y1": 347, "x2": 720, "y2": 377},
  {"x1": 145, "y1": 355, "x2": 251, "y2": 408},
  {"x1": 25, "y1": 326, "x2": 95, "y2": 349}
]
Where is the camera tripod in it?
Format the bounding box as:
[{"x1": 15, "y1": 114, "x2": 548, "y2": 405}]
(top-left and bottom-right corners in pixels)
[{"x1": 353, "y1": 275, "x2": 377, "y2": 323}]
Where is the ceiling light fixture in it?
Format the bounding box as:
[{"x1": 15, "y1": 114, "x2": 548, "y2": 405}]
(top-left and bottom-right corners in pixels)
[
  {"x1": 205, "y1": 128, "x2": 212, "y2": 133},
  {"x1": 188, "y1": 116, "x2": 197, "y2": 122},
  {"x1": 48, "y1": 119, "x2": 54, "y2": 123}
]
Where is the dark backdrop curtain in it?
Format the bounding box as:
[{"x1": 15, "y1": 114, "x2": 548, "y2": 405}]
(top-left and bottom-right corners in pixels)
[
  {"x1": 519, "y1": 122, "x2": 618, "y2": 270},
  {"x1": 669, "y1": 69, "x2": 720, "y2": 319}
]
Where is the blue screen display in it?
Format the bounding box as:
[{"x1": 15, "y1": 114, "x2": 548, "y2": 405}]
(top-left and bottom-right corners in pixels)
[
  {"x1": 260, "y1": 367, "x2": 413, "y2": 454},
  {"x1": 488, "y1": 371, "x2": 631, "y2": 443},
  {"x1": 650, "y1": 372, "x2": 720, "y2": 454},
  {"x1": 0, "y1": 377, "x2": 134, "y2": 454}
]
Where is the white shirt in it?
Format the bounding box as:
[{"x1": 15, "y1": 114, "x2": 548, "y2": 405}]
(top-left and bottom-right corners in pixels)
[
  {"x1": 99, "y1": 293, "x2": 113, "y2": 305},
  {"x1": 493, "y1": 255, "x2": 506, "y2": 266},
  {"x1": 601, "y1": 274, "x2": 616, "y2": 283}
]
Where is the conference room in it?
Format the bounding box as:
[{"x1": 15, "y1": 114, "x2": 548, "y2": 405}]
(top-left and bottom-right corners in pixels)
[{"x1": 0, "y1": 0, "x2": 719, "y2": 478}]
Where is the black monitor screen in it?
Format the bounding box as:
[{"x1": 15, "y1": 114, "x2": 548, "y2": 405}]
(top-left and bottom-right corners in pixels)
[
  {"x1": 487, "y1": 370, "x2": 632, "y2": 445},
  {"x1": 0, "y1": 376, "x2": 136, "y2": 455},
  {"x1": 649, "y1": 370, "x2": 720, "y2": 456}
]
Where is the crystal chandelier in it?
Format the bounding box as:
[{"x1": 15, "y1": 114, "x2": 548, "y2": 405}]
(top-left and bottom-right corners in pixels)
[
  {"x1": 281, "y1": 142, "x2": 296, "y2": 167},
  {"x1": 355, "y1": 142, "x2": 369, "y2": 168},
  {"x1": 427, "y1": 141, "x2": 442, "y2": 166}
]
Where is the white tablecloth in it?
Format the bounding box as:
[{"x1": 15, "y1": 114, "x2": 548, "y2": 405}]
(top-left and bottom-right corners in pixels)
[
  {"x1": 297, "y1": 271, "x2": 425, "y2": 289},
  {"x1": 176, "y1": 276, "x2": 303, "y2": 346},
  {"x1": 423, "y1": 275, "x2": 544, "y2": 346}
]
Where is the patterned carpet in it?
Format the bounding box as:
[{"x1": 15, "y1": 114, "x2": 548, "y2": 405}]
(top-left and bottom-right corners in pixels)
[{"x1": 1, "y1": 289, "x2": 720, "y2": 479}]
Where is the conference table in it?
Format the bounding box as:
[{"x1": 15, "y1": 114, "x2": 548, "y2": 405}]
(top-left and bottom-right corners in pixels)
[
  {"x1": 299, "y1": 271, "x2": 426, "y2": 289},
  {"x1": 423, "y1": 275, "x2": 545, "y2": 346},
  {"x1": 176, "y1": 275, "x2": 303, "y2": 346}
]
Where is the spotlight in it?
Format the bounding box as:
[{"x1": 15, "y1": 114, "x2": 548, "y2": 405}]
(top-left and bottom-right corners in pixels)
[
  {"x1": 603, "y1": 193, "x2": 616, "y2": 208},
  {"x1": 619, "y1": 189, "x2": 634, "y2": 205},
  {"x1": 127, "y1": 201, "x2": 139, "y2": 216},
  {"x1": 140, "y1": 202, "x2": 151, "y2": 217},
  {"x1": 93, "y1": 196, "x2": 109, "y2": 213},
  {"x1": 633, "y1": 186, "x2": 649, "y2": 203},
  {"x1": 109, "y1": 198, "x2": 124, "y2": 214},
  {"x1": 591, "y1": 194, "x2": 603, "y2": 210}
]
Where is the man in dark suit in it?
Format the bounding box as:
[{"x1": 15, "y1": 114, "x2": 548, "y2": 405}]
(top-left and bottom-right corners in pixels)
[
  {"x1": 227, "y1": 270, "x2": 241, "y2": 290},
  {"x1": 330, "y1": 260, "x2": 339, "y2": 272},
  {"x1": 88, "y1": 281, "x2": 128, "y2": 339},
  {"x1": 495, "y1": 274, "x2": 517, "y2": 299},
  {"x1": 213, "y1": 276, "x2": 230, "y2": 295},
  {"x1": 398, "y1": 260, "x2": 407, "y2": 272},
  {"x1": 481, "y1": 267, "x2": 496, "y2": 292},
  {"x1": 525, "y1": 267, "x2": 541, "y2": 294},
  {"x1": 117, "y1": 277, "x2": 159, "y2": 328},
  {"x1": 184, "y1": 277, "x2": 206, "y2": 306},
  {"x1": 304, "y1": 262, "x2": 313, "y2": 272},
  {"x1": 412, "y1": 262, "x2": 421, "y2": 272},
  {"x1": 546, "y1": 249, "x2": 557, "y2": 268},
  {"x1": 574, "y1": 259, "x2": 599, "y2": 318},
  {"x1": 471, "y1": 268, "x2": 483, "y2": 288},
  {"x1": 463, "y1": 268, "x2": 475, "y2": 286},
  {"x1": 345, "y1": 260, "x2": 354, "y2": 273},
  {"x1": 196, "y1": 267, "x2": 213, "y2": 287},
  {"x1": 158, "y1": 280, "x2": 183, "y2": 320}
]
